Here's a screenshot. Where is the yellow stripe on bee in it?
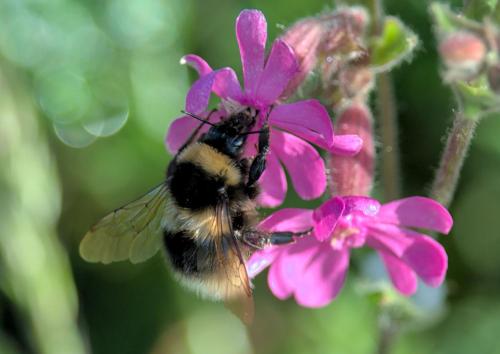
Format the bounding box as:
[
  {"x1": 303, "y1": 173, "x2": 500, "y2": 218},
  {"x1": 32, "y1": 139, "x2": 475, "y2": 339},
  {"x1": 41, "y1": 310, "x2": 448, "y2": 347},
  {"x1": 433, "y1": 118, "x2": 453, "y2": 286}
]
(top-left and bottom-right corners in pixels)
[
  {"x1": 164, "y1": 190, "x2": 230, "y2": 241},
  {"x1": 180, "y1": 208, "x2": 230, "y2": 240},
  {"x1": 178, "y1": 143, "x2": 241, "y2": 186}
]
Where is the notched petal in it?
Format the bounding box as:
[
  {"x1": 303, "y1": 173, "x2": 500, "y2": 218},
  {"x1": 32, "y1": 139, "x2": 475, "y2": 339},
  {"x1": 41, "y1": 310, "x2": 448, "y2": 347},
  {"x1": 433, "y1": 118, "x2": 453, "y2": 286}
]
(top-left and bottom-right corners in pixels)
[
  {"x1": 256, "y1": 39, "x2": 299, "y2": 105},
  {"x1": 313, "y1": 197, "x2": 344, "y2": 242},
  {"x1": 269, "y1": 99, "x2": 334, "y2": 150},
  {"x1": 379, "y1": 251, "x2": 418, "y2": 296},
  {"x1": 402, "y1": 236, "x2": 448, "y2": 287},
  {"x1": 342, "y1": 196, "x2": 381, "y2": 216},
  {"x1": 236, "y1": 9, "x2": 267, "y2": 98},
  {"x1": 259, "y1": 208, "x2": 314, "y2": 233},
  {"x1": 378, "y1": 197, "x2": 453, "y2": 234},
  {"x1": 181, "y1": 54, "x2": 212, "y2": 76},
  {"x1": 271, "y1": 130, "x2": 327, "y2": 201}
]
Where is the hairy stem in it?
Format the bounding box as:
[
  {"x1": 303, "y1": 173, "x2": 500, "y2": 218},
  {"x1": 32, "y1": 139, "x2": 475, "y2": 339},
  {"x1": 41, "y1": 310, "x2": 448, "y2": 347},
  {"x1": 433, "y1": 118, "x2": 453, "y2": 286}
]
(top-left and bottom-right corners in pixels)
[
  {"x1": 372, "y1": 0, "x2": 402, "y2": 201},
  {"x1": 376, "y1": 74, "x2": 402, "y2": 200},
  {"x1": 430, "y1": 113, "x2": 477, "y2": 207},
  {"x1": 375, "y1": 310, "x2": 399, "y2": 354}
]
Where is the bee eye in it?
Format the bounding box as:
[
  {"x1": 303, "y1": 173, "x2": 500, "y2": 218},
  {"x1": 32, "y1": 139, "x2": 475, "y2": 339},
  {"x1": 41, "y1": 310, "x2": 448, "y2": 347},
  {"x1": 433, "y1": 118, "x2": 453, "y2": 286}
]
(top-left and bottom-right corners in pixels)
[{"x1": 232, "y1": 136, "x2": 244, "y2": 147}]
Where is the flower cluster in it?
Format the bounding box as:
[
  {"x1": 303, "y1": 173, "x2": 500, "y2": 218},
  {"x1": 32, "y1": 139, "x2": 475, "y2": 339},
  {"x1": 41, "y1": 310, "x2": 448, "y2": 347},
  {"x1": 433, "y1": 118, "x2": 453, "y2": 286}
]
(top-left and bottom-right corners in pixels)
[
  {"x1": 167, "y1": 9, "x2": 453, "y2": 308},
  {"x1": 166, "y1": 10, "x2": 362, "y2": 207},
  {"x1": 247, "y1": 196, "x2": 452, "y2": 307}
]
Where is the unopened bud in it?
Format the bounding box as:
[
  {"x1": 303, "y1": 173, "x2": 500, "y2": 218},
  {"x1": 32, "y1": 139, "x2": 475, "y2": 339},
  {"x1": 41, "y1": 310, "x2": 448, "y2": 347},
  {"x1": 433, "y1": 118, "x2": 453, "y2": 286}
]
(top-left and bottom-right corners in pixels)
[
  {"x1": 334, "y1": 6, "x2": 369, "y2": 36},
  {"x1": 329, "y1": 103, "x2": 374, "y2": 196},
  {"x1": 439, "y1": 31, "x2": 486, "y2": 71},
  {"x1": 339, "y1": 64, "x2": 373, "y2": 100},
  {"x1": 320, "y1": 6, "x2": 369, "y2": 55},
  {"x1": 281, "y1": 18, "x2": 324, "y2": 97}
]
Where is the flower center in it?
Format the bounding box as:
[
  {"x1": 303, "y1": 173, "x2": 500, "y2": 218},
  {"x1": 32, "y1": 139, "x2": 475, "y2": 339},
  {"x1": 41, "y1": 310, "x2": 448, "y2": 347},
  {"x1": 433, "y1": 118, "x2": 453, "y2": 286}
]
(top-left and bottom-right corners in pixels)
[
  {"x1": 330, "y1": 225, "x2": 360, "y2": 249},
  {"x1": 329, "y1": 214, "x2": 366, "y2": 250}
]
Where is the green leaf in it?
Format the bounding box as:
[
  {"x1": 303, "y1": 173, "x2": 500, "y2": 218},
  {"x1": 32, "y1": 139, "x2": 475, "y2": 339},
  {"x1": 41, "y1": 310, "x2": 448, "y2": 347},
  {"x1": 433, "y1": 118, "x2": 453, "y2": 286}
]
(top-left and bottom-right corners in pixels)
[
  {"x1": 455, "y1": 79, "x2": 500, "y2": 120},
  {"x1": 430, "y1": 2, "x2": 457, "y2": 33},
  {"x1": 370, "y1": 17, "x2": 418, "y2": 73},
  {"x1": 464, "y1": 0, "x2": 498, "y2": 21},
  {"x1": 430, "y1": 2, "x2": 484, "y2": 36}
]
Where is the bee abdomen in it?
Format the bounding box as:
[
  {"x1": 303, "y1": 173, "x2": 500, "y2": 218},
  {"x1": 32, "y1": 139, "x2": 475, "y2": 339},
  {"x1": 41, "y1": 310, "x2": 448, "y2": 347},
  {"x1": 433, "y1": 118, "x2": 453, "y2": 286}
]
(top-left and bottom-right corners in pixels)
[
  {"x1": 163, "y1": 230, "x2": 212, "y2": 276},
  {"x1": 163, "y1": 230, "x2": 199, "y2": 275}
]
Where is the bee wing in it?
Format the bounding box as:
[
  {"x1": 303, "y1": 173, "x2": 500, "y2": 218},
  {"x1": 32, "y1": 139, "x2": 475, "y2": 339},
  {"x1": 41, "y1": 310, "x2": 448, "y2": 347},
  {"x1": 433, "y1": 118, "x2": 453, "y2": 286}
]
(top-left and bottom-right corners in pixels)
[
  {"x1": 80, "y1": 183, "x2": 168, "y2": 264},
  {"x1": 214, "y1": 199, "x2": 254, "y2": 325}
]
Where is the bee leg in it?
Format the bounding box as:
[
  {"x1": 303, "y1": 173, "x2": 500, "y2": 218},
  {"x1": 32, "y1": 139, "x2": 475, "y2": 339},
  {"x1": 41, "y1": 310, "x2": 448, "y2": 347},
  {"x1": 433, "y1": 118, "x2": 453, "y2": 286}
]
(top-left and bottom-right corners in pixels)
[
  {"x1": 246, "y1": 124, "x2": 270, "y2": 188},
  {"x1": 242, "y1": 229, "x2": 311, "y2": 249},
  {"x1": 236, "y1": 158, "x2": 251, "y2": 175}
]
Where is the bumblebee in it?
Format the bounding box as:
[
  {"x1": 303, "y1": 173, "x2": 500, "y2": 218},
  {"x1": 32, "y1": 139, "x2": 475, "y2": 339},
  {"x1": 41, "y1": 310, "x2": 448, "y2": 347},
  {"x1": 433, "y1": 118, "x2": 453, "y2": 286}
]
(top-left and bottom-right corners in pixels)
[{"x1": 80, "y1": 109, "x2": 305, "y2": 324}]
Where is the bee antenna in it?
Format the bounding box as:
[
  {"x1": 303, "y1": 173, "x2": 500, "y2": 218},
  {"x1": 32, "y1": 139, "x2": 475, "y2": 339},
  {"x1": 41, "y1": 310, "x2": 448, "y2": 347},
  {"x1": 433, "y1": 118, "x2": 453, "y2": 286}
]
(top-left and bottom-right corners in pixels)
[
  {"x1": 181, "y1": 110, "x2": 217, "y2": 127},
  {"x1": 240, "y1": 130, "x2": 265, "y2": 136}
]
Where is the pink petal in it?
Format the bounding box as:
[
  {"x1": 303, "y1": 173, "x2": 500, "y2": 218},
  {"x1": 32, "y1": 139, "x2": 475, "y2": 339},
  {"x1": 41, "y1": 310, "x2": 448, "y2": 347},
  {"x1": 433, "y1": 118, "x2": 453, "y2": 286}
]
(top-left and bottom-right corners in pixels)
[
  {"x1": 180, "y1": 54, "x2": 212, "y2": 76},
  {"x1": 165, "y1": 115, "x2": 199, "y2": 154},
  {"x1": 243, "y1": 132, "x2": 258, "y2": 157},
  {"x1": 294, "y1": 244, "x2": 350, "y2": 308},
  {"x1": 182, "y1": 55, "x2": 243, "y2": 102},
  {"x1": 255, "y1": 39, "x2": 298, "y2": 105},
  {"x1": 271, "y1": 130, "x2": 326, "y2": 200},
  {"x1": 185, "y1": 70, "x2": 218, "y2": 114},
  {"x1": 402, "y1": 236, "x2": 448, "y2": 287},
  {"x1": 330, "y1": 134, "x2": 364, "y2": 156},
  {"x1": 236, "y1": 9, "x2": 267, "y2": 98},
  {"x1": 378, "y1": 197, "x2": 453, "y2": 234},
  {"x1": 366, "y1": 225, "x2": 448, "y2": 287},
  {"x1": 186, "y1": 68, "x2": 241, "y2": 114},
  {"x1": 313, "y1": 197, "x2": 344, "y2": 242},
  {"x1": 212, "y1": 68, "x2": 244, "y2": 102},
  {"x1": 259, "y1": 208, "x2": 314, "y2": 233},
  {"x1": 257, "y1": 150, "x2": 287, "y2": 207},
  {"x1": 267, "y1": 249, "x2": 294, "y2": 300},
  {"x1": 165, "y1": 112, "x2": 222, "y2": 153},
  {"x1": 269, "y1": 99, "x2": 334, "y2": 150},
  {"x1": 365, "y1": 224, "x2": 417, "y2": 258},
  {"x1": 268, "y1": 237, "x2": 319, "y2": 301},
  {"x1": 379, "y1": 251, "x2": 418, "y2": 296},
  {"x1": 342, "y1": 196, "x2": 381, "y2": 216},
  {"x1": 247, "y1": 247, "x2": 280, "y2": 278}
]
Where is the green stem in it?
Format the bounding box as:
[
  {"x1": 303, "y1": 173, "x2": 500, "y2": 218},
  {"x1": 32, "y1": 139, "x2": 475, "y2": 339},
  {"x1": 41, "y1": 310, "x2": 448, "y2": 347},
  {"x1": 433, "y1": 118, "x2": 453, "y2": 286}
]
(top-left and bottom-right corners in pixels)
[
  {"x1": 371, "y1": 0, "x2": 402, "y2": 201},
  {"x1": 376, "y1": 73, "x2": 402, "y2": 200},
  {"x1": 430, "y1": 113, "x2": 477, "y2": 207},
  {"x1": 375, "y1": 310, "x2": 399, "y2": 354}
]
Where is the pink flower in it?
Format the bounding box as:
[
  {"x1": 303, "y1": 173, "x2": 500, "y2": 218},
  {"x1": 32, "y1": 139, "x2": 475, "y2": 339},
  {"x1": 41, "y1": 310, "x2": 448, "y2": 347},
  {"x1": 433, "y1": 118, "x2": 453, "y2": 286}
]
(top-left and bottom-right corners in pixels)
[
  {"x1": 165, "y1": 9, "x2": 362, "y2": 207},
  {"x1": 247, "y1": 196, "x2": 453, "y2": 307}
]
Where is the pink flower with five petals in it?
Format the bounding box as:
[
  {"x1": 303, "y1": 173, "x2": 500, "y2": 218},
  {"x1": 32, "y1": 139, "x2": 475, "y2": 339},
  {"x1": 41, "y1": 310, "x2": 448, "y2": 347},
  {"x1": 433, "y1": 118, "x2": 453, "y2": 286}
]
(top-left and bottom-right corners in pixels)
[
  {"x1": 247, "y1": 196, "x2": 453, "y2": 307},
  {"x1": 165, "y1": 9, "x2": 362, "y2": 207}
]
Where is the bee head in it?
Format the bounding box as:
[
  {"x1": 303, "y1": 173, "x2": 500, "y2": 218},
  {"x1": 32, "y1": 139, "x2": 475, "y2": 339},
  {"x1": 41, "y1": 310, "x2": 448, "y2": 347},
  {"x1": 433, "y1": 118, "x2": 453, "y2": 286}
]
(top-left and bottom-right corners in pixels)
[{"x1": 202, "y1": 110, "x2": 257, "y2": 157}]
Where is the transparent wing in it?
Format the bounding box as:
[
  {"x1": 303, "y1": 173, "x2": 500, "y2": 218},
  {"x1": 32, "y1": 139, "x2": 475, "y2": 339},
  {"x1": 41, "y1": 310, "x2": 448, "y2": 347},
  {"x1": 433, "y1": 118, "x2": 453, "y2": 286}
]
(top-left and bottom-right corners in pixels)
[
  {"x1": 80, "y1": 183, "x2": 168, "y2": 264},
  {"x1": 214, "y1": 199, "x2": 254, "y2": 324}
]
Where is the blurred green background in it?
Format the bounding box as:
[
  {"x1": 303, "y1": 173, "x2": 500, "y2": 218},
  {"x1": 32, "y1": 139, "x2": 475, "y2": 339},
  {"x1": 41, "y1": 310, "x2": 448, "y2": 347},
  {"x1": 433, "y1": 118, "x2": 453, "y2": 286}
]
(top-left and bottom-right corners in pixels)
[{"x1": 1, "y1": 0, "x2": 500, "y2": 353}]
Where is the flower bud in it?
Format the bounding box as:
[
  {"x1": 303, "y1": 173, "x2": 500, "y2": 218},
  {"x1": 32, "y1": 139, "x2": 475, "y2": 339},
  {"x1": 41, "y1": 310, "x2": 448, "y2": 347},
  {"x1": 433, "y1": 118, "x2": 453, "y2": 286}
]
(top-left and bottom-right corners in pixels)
[
  {"x1": 319, "y1": 6, "x2": 369, "y2": 55},
  {"x1": 439, "y1": 31, "x2": 486, "y2": 71},
  {"x1": 339, "y1": 64, "x2": 373, "y2": 100},
  {"x1": 334, "y1": 6, "x2": 369, "y2": 36},
  {"x1": 329, "y1": 103, "x2": 374, "y2": 196},
  {"x1": 281, "y1": 18, "x2": 324, "y2": 97}
]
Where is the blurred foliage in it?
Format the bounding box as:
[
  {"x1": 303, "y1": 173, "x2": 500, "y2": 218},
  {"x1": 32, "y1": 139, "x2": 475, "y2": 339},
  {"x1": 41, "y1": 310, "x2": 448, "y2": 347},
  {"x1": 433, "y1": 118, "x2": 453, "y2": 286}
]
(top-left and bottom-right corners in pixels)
[
  {"x1": 370, "y1": 17, "x2": 418, "y2": 73},
  {"x1": 0, "y1": 65, "x2": 85, "y2": 353},
  {"x1": 1, "y1": 0, "x2": 500, "y2": 354}
]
